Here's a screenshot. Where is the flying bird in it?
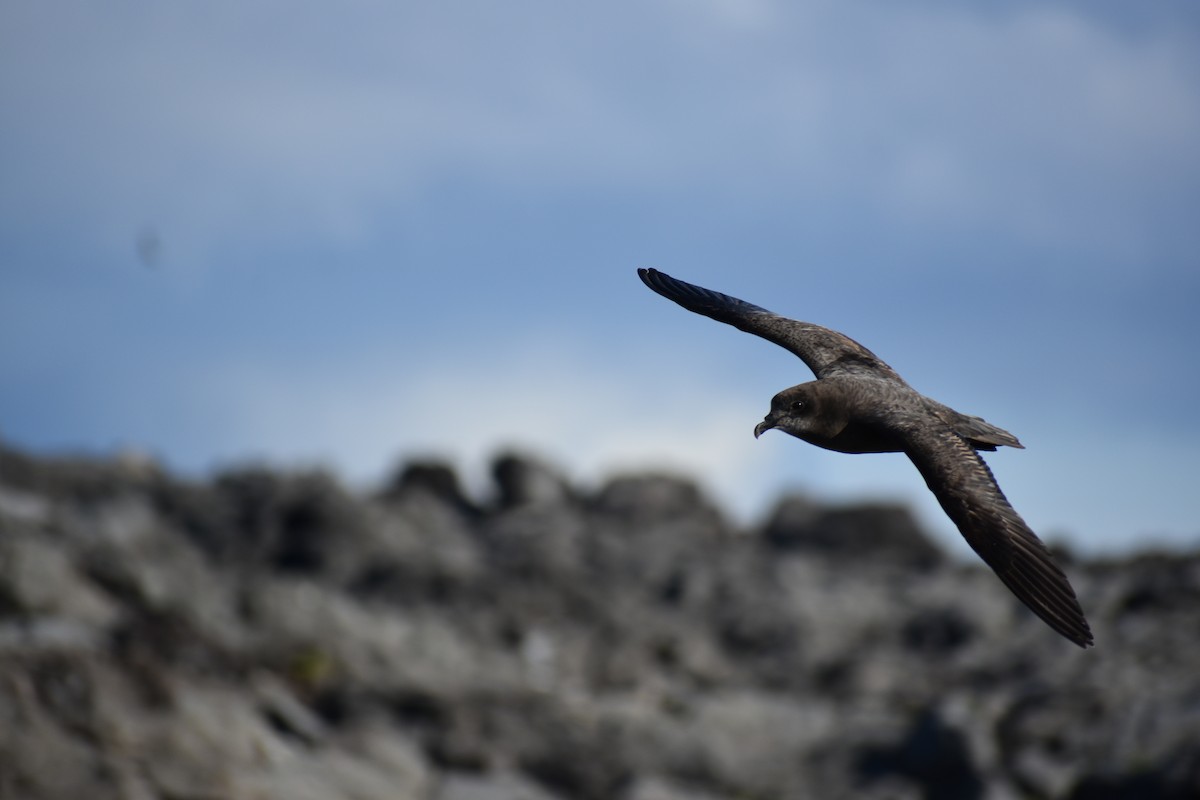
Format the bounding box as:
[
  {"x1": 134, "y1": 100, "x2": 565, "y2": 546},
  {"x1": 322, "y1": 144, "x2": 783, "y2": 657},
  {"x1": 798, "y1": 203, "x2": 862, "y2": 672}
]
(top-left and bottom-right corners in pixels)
[{"x1": 638, "y1": 268, "x2": 1093, "y2": 648}]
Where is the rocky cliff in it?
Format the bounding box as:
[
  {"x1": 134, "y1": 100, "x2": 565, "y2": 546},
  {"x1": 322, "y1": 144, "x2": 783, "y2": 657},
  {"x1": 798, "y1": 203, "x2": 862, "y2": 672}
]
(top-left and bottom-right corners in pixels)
[{"x1": 1, "y1": 444, "x2": 1196, "y2": 800}]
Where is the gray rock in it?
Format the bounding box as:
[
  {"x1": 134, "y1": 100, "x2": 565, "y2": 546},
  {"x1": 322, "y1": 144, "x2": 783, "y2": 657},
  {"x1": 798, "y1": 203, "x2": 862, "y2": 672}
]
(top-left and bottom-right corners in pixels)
[
  {"x1": 491, "y1": 452, "x2": 573, "y2": 510},
  {"x1": 762, "y1": 493, "x2": 944, "y2": 569},
  {"x1": 1, "y1": 442, "x2": 1198, "y2": 800},
  {"x1": 437, "y1": 770, "x2": 563, "y2": 800}
]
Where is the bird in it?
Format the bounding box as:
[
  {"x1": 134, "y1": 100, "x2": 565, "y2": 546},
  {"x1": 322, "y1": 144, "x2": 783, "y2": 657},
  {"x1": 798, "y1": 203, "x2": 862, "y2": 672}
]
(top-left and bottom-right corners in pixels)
[{"x1": 637, "y1": 267, "x2": 1093, "y2": 648}]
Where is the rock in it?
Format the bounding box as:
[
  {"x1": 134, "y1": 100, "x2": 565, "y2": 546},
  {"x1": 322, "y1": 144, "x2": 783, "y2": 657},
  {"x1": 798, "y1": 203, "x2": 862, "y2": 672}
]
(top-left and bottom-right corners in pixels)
[
  {"x1": 0, "y1": 534, "x2": 119, "y2": 626},
  {"x1": 491, "y1": 452, "x2": 573, "y2": 510},
  {"x1": 857, "y1": 708, "x2": 985, "y2": 800},
  {"x1": 350, "y1": 493, "x2": 486, "y2": 606},
  {"x1": 899, "y1": 607, "x2": 976, "y2": 655},
  {"x1": 0, "y1": 666, "x2": 122, "y2": 800},
  {"x1": 437, "y1": 769, "x2": 563, "y2": 800},
  {"x1": 622, "y1": 774, "x2": 730, "y2": 800},
  {"x1": 761, "y1": 494, "x2": 944, "y2": 569},
  {"x1": 0, "y1": 485, "x2": 51, "y2": 526},
  {"x1": 588, "y1": 473, "x2": 719, "y2": 527},
  {"x1": 383, "y1": 460, "x2": 481, "y2": 518},
  {"x1": 1, "y1": 442, "x2": 1198, "y2": 800}
]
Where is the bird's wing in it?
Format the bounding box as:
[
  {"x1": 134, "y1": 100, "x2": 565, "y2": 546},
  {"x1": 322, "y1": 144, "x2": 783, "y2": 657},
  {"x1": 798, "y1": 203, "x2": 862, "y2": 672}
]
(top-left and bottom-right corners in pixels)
[
  {"x1": 902, "y1": 423, "x2": 1093, "y2": 647},
  {"x1": 638, "y1": 268, "x2": 902, "y2": 381}
]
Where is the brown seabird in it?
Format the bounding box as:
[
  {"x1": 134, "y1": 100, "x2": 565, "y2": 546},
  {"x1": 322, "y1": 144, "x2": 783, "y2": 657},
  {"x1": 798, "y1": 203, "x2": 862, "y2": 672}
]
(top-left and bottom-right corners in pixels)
[{"x1": 638, "y1": 267, "x2": 1093, "y2": 648}]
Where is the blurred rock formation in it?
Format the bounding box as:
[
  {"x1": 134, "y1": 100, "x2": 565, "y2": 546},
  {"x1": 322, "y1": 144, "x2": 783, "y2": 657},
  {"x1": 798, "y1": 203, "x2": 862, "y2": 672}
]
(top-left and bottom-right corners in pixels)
[{"x1": 1, "y1": 442, "x2": 1197, "y2": 800}]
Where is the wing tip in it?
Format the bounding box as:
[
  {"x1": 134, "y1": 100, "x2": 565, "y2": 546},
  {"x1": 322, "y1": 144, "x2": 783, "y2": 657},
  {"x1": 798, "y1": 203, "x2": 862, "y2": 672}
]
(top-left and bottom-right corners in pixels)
[
  {"x1": 1067, "y1": 620, "x2": 1095, "y2": 649},
  {"x1": 1003, "y1": 565, "x2": 1095, "y2": 648},
  {"x1": 637, "y1": 267, "x2": 667, "y2": 296},
  {"x1": 1021, "y1": 594, "x2": 1095, "y2": 649},
  {"x1": 637, "y1": 268, "x2": 710, "y2": 309}
]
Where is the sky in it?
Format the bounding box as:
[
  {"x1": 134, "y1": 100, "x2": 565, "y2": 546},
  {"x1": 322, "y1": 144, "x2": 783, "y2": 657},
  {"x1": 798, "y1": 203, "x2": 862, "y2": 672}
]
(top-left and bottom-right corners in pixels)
[{"x1": 2, "y1": 1, "x2": 1198, "y2": 555}]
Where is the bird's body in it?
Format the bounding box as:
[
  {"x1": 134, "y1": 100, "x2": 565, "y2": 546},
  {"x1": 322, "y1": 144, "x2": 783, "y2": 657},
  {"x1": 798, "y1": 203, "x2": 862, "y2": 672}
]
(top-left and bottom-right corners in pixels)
[{"x1": 638, "y1": 268, "x2": 1093, "y2": 648}]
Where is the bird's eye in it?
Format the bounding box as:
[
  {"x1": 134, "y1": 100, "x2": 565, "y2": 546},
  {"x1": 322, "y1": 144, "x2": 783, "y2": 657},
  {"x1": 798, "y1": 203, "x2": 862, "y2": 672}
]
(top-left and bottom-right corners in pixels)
[{"x1": 791, "y1": 400, "x2": 805, "y2": 412}]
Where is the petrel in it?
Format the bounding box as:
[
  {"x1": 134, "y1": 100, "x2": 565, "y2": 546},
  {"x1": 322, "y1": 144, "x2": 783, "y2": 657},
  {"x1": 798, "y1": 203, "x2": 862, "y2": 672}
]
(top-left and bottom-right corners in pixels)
[{"x1": 638, "y1": 268, "x2": 1093, "y2": 648}]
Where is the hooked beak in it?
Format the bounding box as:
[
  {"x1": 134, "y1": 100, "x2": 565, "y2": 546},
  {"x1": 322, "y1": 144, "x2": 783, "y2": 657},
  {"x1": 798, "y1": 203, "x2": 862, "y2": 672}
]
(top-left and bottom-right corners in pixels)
[{"x1": 754, "y1": 415, "x2": 777, "y2": 439}]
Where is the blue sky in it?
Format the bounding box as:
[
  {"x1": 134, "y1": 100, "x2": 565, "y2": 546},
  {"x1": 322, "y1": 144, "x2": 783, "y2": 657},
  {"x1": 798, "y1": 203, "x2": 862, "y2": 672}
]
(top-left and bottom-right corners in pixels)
[{"x1": 2, "y1": 1, "x2": 1198, "y2": 554}]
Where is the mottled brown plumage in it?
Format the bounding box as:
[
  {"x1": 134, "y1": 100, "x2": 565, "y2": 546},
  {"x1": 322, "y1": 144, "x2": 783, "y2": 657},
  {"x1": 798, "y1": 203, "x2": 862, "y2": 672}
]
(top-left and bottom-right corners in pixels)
[{"x1": 638, "y1": 268, "x2": 1092, "y2": 647}]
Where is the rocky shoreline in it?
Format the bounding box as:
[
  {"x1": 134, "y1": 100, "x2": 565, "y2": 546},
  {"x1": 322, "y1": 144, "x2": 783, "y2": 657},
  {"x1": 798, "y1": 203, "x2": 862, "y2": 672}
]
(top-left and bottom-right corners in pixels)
[{"x1": 1, "y1": 443, "x2": 1196, "y2": 799}]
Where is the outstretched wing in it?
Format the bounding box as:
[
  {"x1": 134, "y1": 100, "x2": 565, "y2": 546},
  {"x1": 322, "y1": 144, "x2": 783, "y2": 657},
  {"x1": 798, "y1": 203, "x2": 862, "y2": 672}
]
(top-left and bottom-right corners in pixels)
[
  {"x1": 638, "y1": 268, "x2": 902, "y2": 381},
  {"x1": 902, "y1": 424, "x2": 1093, "y2": 647}
]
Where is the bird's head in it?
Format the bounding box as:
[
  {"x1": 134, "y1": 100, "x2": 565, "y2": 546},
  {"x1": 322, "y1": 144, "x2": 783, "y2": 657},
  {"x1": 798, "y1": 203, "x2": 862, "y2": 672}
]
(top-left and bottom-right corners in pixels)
[{"x1": 754, "y1": 382, "x2": 849, "y2": 444}]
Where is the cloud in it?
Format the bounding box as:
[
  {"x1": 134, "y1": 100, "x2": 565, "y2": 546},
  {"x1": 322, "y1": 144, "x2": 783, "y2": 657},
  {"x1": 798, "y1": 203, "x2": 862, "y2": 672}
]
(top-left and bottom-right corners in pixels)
[
  {"x1": 179, "y1": 337, "x2": 773, "y2": 509},
  {"x1": 2, "y1": 2, "x2": 1196, "y2": 265}
]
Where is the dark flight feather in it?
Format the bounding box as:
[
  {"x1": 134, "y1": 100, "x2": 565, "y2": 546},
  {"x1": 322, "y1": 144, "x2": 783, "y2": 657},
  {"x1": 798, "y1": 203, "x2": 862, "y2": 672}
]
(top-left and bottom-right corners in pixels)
[
  {"x1": 638, "y1": 268, "x2": 903, "y2": 382},
  {"x1": 903, "y1": 424, "x2": 1092, "y2": 647}
]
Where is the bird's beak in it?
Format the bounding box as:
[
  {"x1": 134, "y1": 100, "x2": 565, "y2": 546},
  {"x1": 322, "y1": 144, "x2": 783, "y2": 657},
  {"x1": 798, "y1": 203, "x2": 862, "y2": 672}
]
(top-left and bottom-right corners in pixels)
[{"x1": 754, "y1": 415, "x2": 777, "y2": 439}]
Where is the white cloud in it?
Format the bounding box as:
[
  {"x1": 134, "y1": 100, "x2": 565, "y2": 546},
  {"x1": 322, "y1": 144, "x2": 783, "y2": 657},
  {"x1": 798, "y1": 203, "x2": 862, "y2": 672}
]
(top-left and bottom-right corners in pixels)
[
  {"x1": 183, "y1": 337, "x2": 776, "y2": 511},
  {"x1": 864, "y1": 7, "x2": 1200, "y2": 252},
  {"x1": 2, "y1": 2, "x2": 1196, "y2": 263}
]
